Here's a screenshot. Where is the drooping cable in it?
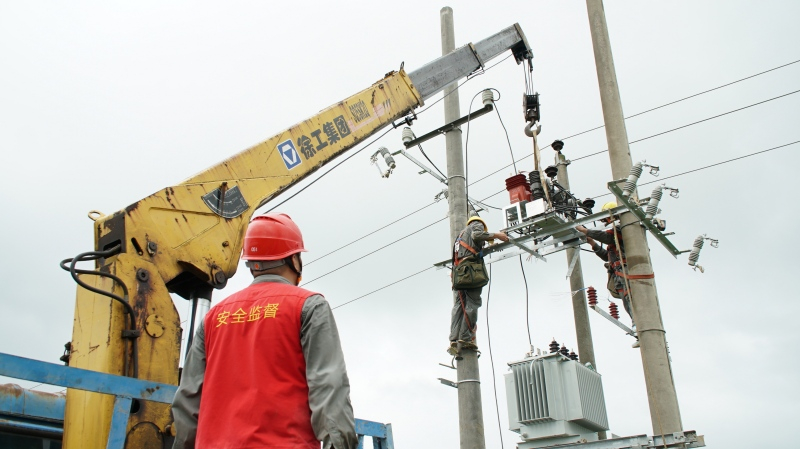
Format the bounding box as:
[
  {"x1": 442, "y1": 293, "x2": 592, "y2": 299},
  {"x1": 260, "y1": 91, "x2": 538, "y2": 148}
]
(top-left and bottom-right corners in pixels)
[
  {"x1": 491, "y1": 89, "x2": 518, "y2": 173},
  {"x1": 519, "y1": 256, "x2": 531, "y2": 346},
  {"x1": 417, "y1": 143, "x2": 446, "y2": 178},
  {"x1": 60, "y1": 245, "x2": 139, "y2": 378},
  {"x1": 485, "y1": 263, "x2": 505, "y2": 449}
]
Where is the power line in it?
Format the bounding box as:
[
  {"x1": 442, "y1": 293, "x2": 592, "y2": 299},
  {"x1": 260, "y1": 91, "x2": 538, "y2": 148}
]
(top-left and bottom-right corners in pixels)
[
  {"x1": 591, "y1": 140, "x2": 800, "y2": 199},
  {"x1": 331, "y1": 266, "x2": 435, "y2": 310},
  {"x1": 572, "y1": 88, "x2": 800, "y2": 162},
  {"x1": 331, "y1": 139, "x2": 799, "y2": 310},
  {"x1": 306, "y1": 200, "x2": 439, "y2": 266},
  {"x1": 551, "y1": 58, "x2": 800, "y2": 142},
  {"x1": 266, "y1": 127, "x2": 394, "y2": 213},
  {"x1": 467, "y1": 60, "x2": 800, "y2": 179},
  {"x1": 302, "y1": 62, "x2": 800, "y2": 282},
  {"x1": 302, "y1": 216, "x2": 447, "y2": 286}
]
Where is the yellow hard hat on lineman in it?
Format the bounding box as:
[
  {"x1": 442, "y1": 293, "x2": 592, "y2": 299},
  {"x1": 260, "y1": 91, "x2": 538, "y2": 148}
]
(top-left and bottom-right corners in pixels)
[
  {"x1": 466, "y1": 215, "x2": 488, "y2": 229},
  {"x1": 601, "y1": 201, "x2": 617, "y2": 212}
]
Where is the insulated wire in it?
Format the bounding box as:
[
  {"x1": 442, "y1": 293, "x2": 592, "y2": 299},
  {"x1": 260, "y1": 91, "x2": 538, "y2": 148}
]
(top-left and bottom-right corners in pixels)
[
  {"x1": 485, "y1": 263, "x2": 505, "y2": 449},
  {"x1": 520, "y1": 256, "x2": 531, "y2": 346},
  {"x1": 417, "y1": 143, "x2": 446, "y2": 178}
]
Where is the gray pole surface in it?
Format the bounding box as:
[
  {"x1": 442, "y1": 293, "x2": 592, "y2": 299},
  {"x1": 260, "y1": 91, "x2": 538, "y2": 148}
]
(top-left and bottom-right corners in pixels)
[
  {"x1": 585, "y1": 0, "x2": 683, "y2": 435},
  {"x1": 441, "y1": 7, "x2": 486, "y2": 449},
  {"x1": 555, "y1": 152, "x2": 598, "y2": 369},
  {"x1": 555, "y1": 151, "x2": 606, "y2": 441}
]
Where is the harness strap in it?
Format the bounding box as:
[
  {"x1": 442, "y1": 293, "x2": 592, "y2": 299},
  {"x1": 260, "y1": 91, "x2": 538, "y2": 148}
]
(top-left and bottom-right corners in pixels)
[{"x1": 614, "y1": 270, "x2": 655, "y2": 280}]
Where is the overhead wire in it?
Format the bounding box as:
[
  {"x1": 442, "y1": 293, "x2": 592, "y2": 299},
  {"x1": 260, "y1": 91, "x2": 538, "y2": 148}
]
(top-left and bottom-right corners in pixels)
[
  {"x1": 298, "y1": 58, "x2": 800, "y2": 266},
  {"x1": 301, "y1": 216, "x2": 447, "y2": 286},
  {"x1": 328, "y1": 141, "x2": 800, "y2": 309},
  {"x1": 572, "y1": 88, "x2": 800, "y2": 162},
  {"x1": 331, "y1": 266, "x2": 435, "y2": 310},
  {"x1": 266, "y1": 127, "x2": 394, "y2": 213},
  {"x1": 316, "y1": 60, "x2": 800, "y2": 307},
  {"x1": 306, "y1": 200, "x2": 439, "y2": 266},
  {"x1": 485, "y1": 264, "x2": 505, "y2": 449},
  {"x1": 590, "y1": 140, "x2": 800, "y2": 199}
]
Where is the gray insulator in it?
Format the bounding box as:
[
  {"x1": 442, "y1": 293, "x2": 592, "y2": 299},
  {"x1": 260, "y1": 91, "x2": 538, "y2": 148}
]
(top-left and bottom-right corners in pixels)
[
  {"x1": 481, "y1": 89, "x2": 495, "y2": 106},
  {"x1": 378, "y1": 147, "x2": 396, "y2": 169},
  {"x1": 645, "y1": 186, "x2": 664, "y2": 220},
  {"x1": 622, "y1": 162, "x2": 643, "y2": 198},
  {"x1": 687, "y1": 235, "x2": 705, "y2": 267},
  {"x1": 401, "y1": 127, "x2": 415, "y2": 144}
]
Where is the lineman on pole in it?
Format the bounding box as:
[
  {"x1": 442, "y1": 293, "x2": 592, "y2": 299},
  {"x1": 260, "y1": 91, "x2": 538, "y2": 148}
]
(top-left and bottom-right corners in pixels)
[
  {"x1": 172, "y1": 213, "x2": 357, "y2": 449},
  {"x1": 575, "y1": 202, "x2": 634, "y2": 326},
  {"x1": 448, "y1": 214, "x2": 509, "y2": 355}
]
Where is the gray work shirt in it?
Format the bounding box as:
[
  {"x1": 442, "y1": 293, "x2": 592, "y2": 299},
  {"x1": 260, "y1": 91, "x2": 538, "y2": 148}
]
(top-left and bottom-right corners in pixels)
[
  {"x1": 455, "y1": 221, "x2": 493, "y2": 260},
  {"x1": 171, "y1": 274, "x2": 356, "y2": 449}
]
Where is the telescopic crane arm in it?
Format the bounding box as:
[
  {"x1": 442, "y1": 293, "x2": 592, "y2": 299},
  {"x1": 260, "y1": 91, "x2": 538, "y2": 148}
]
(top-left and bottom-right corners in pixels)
[{"x1": 63, "y1": 24, "x2": 531, "y2": 448}]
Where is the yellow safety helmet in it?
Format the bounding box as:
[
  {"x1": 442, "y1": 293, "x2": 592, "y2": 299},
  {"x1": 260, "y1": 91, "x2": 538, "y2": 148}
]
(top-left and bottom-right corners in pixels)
[
  {"x1": 466, "y1": 215, "x2": 488, "y2": 229},
  {"x1": 601, "y1": 201, "x2": 617, "y2": 212}
]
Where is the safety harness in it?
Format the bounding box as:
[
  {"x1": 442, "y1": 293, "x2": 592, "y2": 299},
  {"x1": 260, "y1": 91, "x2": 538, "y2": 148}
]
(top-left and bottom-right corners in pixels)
[{"x1": 453, "y1": 229, "x2": 480, "y2": 335}]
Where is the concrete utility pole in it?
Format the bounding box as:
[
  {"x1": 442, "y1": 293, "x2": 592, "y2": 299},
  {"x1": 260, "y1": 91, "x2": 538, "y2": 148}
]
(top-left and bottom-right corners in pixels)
[
  {"x1": 555, "y1": 150, "x2": 606, "y2": 441},
  {"x1": 554, "y1": 152, "x2": 599, "y2": 368},
  {"x1": 441, "y1": 7, "x2": 486, "y2": 449},
  {"x1": 585, "y1": 0, "x2": 683, "y2": 436}
]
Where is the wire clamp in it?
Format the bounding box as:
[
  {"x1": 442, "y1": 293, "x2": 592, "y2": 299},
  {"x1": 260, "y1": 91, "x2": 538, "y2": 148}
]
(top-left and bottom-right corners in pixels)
[{"x1": 122, "y1": 330, "x2": 142, "y2": 340}]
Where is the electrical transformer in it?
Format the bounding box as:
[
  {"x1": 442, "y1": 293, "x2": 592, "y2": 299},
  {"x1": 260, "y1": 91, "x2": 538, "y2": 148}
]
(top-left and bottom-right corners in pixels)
[{"x1": 505, "y1": 352, "x2": 609, "y2": 448}]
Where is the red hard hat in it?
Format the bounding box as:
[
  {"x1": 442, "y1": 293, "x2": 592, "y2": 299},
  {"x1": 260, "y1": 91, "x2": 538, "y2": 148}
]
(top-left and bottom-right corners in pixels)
[{"x1": 242, "y1": 214, "x2": 307, "y2": 261}]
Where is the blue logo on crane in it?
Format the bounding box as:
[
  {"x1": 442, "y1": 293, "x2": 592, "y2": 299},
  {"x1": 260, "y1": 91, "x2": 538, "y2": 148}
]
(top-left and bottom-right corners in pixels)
[{"x1": 278, "y1": 139, "x2": 302, "y2": 170}]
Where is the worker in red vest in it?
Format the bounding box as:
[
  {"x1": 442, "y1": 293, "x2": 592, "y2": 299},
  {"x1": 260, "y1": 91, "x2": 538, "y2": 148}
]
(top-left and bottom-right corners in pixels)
[{"x1": 172, "y1": 213, "x2": 357, "y2": 449}]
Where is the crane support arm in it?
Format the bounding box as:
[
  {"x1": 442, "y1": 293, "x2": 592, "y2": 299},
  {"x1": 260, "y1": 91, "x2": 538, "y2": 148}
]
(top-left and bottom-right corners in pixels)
[{"x1": 64, "y1": 24, "x2": 531, "y2": 448}]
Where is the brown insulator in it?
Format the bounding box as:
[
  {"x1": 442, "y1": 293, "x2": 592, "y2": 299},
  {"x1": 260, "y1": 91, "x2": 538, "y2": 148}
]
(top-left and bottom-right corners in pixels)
[
  {"x1": 549, "y1": 339, "x2": 560, "y2": 353},
  {"x1": 609, "y1": 302, "x2": 620, "y2": 320},
  {"x1": 559, "y1": 344, "x2": 569, "y2": 357},
  {"x1": 569, "y1": 350, "x2": 578, "y2": 361},
  {"x1": 587, "y1": 286, "x2": 598, "y2": 306}
]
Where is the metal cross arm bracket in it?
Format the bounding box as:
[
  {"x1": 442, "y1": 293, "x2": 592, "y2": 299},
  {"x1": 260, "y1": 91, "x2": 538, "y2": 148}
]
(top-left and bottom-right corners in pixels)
[
  {"x1": 607, "y1": 181, "x2": 683, "y2": 257},
  {"x1": 402, "y1": 103, "x2": 494, "y2": 149}
]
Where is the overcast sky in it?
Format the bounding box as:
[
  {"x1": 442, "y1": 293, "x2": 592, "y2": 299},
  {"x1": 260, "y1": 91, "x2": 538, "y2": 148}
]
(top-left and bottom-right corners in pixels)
[{"x1": 2, "y1": 2, "x2": 799, "y2": 448}]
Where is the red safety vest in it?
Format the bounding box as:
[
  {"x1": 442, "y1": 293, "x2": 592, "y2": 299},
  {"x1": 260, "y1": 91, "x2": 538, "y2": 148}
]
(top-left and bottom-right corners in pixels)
[{"x1": 197, "y1": 281, "x2": 319, "y2": 448}]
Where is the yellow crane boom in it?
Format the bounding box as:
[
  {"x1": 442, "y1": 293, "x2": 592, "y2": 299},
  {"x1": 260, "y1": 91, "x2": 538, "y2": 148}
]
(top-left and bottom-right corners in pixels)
[{"x1": 63, "y1": 24, "x2": 531, "y2": 448}]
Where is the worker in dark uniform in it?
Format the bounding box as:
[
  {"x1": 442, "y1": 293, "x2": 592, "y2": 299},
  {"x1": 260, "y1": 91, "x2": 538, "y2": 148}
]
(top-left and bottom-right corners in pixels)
[
  {"x1": 576, "y1": 202, "x2": 634, "y2": 325},
  {"x1": 172, "y1": 213, "x2": 357, "y2": 449},
  {"x1": 448, "y1": 215, "x2": 508, "y2": 355}
]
